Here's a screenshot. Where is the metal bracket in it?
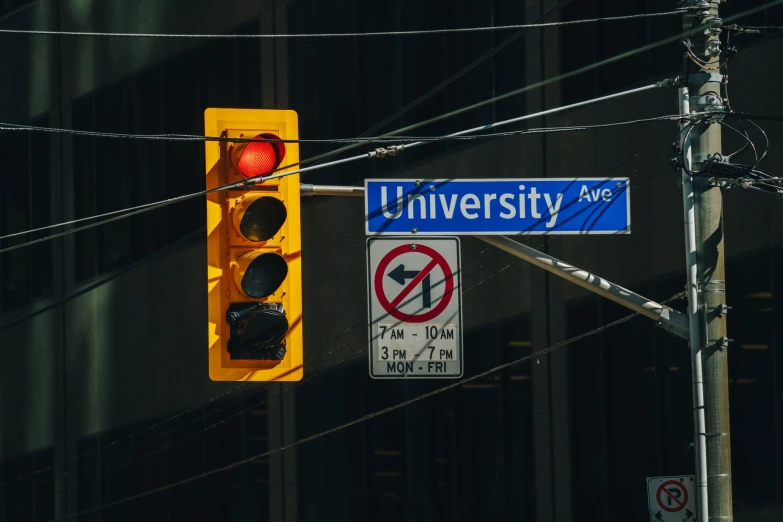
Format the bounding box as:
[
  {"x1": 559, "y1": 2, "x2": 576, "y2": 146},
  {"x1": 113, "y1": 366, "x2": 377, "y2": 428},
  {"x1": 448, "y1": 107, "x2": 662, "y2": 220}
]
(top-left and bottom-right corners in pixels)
[
  {"x1": 724, "y1": 24, "x2": 761, "y2": 35},
  {"x1": 687, "y1": 72, "x2": 726, "y2": 86},
  {"x1": 689, "y1": 94, "x2": 724, "y2": 112},
  {"x1": 708, "y1": 177, "x2": 731, "y2": 188},
  {"x1": 719, "y1": 336, "x2": 733, "y2": 348},
  {"x1": 693, "y1": 153, "x2": 729, "y2": 164},
  {"x1": 476, "y1": 235, "x2": 690, "y2": 340},
  {"x1": 655, "y1": 77, "x2": 681, "y2": 88},
  {"x1": 700, "y1": 305, "x2": 709, "y2": 345}
]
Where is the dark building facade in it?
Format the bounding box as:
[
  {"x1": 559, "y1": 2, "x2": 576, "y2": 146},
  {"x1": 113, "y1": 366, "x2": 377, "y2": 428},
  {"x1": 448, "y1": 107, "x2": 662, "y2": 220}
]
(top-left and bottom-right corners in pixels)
[{"x1": 1, "y1": 0, "x2": 782, "y2": 521}]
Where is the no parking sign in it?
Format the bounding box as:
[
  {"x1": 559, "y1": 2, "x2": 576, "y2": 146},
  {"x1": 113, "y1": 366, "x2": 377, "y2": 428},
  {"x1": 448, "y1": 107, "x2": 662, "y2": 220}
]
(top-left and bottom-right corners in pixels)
[{"x1": 647, "y1": 476, "x2": 696, "y2": 522}]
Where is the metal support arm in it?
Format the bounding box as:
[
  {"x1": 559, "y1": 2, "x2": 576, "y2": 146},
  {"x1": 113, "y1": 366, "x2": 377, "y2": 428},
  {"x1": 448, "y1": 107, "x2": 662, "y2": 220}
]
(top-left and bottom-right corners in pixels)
[
  {"x1": 301, "y1": 184, "x2": 689, "y2": 339},
  {"x1": 300, "y1": 184, "x2": 365, "y2": 197},
  {"x1": 476, "y1": 235, "x2": 690, "y2": 340}
]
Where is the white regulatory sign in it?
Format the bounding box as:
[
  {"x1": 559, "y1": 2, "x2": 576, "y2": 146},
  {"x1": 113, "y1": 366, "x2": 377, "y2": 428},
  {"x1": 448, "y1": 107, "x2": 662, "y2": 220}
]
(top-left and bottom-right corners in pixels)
[
  {"x1": 366, "y1": 237, "x2": 463, "y2": 379},
  {"x1": 646, "y1": 476, "x2": 696, "y2": 522}
]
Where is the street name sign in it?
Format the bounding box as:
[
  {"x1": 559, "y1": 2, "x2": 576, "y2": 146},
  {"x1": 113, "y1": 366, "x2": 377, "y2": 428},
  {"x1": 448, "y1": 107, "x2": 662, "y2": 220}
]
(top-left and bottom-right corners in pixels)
[
  {"x1": 646, "y1": 476, "x2": 696, "y2": 522},
  {"x1": 366, "y1": 237, "x2": 463, "y2": 379},
  {"x1": 365, "y1": 178, "x2": 631, "y2": 235}
]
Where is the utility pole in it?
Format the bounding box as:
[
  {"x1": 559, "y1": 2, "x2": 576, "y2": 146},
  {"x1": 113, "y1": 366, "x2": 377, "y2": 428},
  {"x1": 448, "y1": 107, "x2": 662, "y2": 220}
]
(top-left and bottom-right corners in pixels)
[{"x1": 681, "y1": 1, "x2": 732, "y2": 521}]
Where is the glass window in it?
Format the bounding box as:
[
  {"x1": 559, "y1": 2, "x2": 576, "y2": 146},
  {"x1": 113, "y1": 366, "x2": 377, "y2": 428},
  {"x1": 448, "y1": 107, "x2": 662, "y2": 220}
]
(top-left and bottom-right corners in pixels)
[
  {"x1": 296, "y1": 314, "x2": 534, "y2": 522},
  {"x1": 560, "y1": 0, "x2": 680, "y2": 104},
  {"x1": 727, "y1": 253, "x2": 776, "y2": 504},
  {"x1": 568, "y1": 279, "x2": 694, "y2": 522},
  {"x1": 0, "y1": 448, "x2": 55, "y2": 522},
  {"x1": 0, "y1": 114, "x2": 54, "y2": 314}
]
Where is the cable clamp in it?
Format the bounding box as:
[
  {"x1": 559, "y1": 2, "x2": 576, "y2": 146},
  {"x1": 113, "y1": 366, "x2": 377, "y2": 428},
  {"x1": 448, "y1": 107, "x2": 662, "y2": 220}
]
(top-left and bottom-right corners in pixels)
[
  {"x1": 693, "y1": 152, "x2": 729, "y2": 165},
  {"x1": 704, "y1": 303, "x2": 731, "y2": 316},
  {"x1": 692, "y1": 108, "x2": 727, "y2": 124},
  {"x1": 705, "y1": 37, "x2": 722, "y2": 58},
  {"x1": 725, "y1": 24, "x2": 762, "y2": 35},
  {"x1": 708, "y1": 177, "x2": 731, "y2": 188},
  {"x1": 373, "y1": 145, "x2": 404, "y2": 158},
  {"x1": 656, "y1": 76, "x2": 681, "y2": 88},
  {"x1": 690, "y1": 94, "x2": 725, "y2": 112}
]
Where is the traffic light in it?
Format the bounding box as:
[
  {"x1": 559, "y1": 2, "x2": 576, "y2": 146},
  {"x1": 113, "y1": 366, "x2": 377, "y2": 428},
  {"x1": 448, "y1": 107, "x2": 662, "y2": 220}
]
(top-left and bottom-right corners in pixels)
[{"x1": 204, "y1": 109, "x2": 303, "y2": 381}]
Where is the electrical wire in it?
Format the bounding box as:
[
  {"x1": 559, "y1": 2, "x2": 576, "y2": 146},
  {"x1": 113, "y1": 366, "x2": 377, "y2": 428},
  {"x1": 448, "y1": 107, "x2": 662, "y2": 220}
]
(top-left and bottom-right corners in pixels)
[
  {"x1": 1, "y1": 83, "x2": 685, "y2": 154},
  {"x1": 0, "y1": 147, "x2": 653, "y2": 503},
  {"x1": 11, "y1": 148, "x2": 657, "y2": 497},
  {"x1": 0, "y1": 122, "x2": 484, "y2": 144},
  {"x1": 48, "y1": 291, "x2": 686, "y2": 521},
  {"x1": 3, "y1": 0, "x2": 779, "y2": 247},
  {"x1": 114, "y1": 0, "x2": 778, "y2": 186},
  {"x1": 0, "y1": 230, "x2": 550, "y2": 506},
  {"x1": 7, "y1": 2, "x2": 777, "y2": 504},
  {"x1": 4, "y1": 97, "x2": 635, "y2": 488},
  {"x1": 314, "y1": 0, "x2": 574, "y2": 163},
  {"x1": 0, "y1": 10, "x2": 688, "y2": 39},
  {"x1": 0, "y1": 221, "x2": 537, "y2": 497},
  {"x1": 674, "y1": 108, "x2": 783, "y2": 196},
  {"x1": 0, "y1": 108, "x2": 682, "y2": 247},
  {"x1": 323, "y1": 0, "x2": 778, "y2": 148},
  {"x1": 0, "y1": 110, "x2": 679, "y2": 159}
]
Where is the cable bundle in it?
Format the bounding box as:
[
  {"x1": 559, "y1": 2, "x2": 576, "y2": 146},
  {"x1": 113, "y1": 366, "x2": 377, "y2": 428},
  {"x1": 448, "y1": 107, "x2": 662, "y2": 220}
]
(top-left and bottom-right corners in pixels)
[{"x1": 675, "y1": 111, "x2": 783, "y2": 198}]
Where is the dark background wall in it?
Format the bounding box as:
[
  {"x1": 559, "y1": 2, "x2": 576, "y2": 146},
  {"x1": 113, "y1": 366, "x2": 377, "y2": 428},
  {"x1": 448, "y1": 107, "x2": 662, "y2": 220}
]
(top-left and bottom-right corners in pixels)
[{"x1": 1, "y1": 0, "x2": 782, "y2": 521}]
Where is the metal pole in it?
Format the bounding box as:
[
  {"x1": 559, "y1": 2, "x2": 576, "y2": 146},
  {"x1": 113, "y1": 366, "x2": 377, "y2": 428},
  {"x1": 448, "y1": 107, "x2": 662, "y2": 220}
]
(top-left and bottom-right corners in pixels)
[
  {"x1": 680, "y1": 86, "x2": 709, "y2": 522},
  {"x1": 300, "y1": 184, "x2": 365, "y2": 197},
  {"x1": 476, "y1": 235, "x2": 690, "y2": 340},
  {"x1": 683, "y1": 2, "x2": 733, "y2": 519}
]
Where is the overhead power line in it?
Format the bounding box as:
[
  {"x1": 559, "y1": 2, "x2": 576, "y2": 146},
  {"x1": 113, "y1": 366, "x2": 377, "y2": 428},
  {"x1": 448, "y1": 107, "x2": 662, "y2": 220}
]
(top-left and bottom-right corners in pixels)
[
  {"x1": 0, "y1": 150, "x2": 652, "y2": 498},
  {"x1": 0, "y1": 10, "x2": 686, "y2": 39},
  {"x1": 2, "y1": 0, "x2": 778, "y2": 252},
  {"x1": 0, "y1": 229, "x2": 549, "y2": 503},
  {"x1": 0, "y1": 109, "x2": 679, "y2": 152},
  {"x1": 0, "y1": 224, "x2": 542, "y2": 497},
  {"x1": 0, "y1": 98, "x2": 680, "y2": 248},
  {"x1": 0, "y1": 123, "x2": 480, "y2": 143},
  {"x1": 51, "y1": 290, "x2": 685, "y2": 521},
  {"x1": 351, "y1": 0, "x2": 573, "y2": 145},
  {"x1": 239, "y1": 0, "x2": 783, "y2": 180}
]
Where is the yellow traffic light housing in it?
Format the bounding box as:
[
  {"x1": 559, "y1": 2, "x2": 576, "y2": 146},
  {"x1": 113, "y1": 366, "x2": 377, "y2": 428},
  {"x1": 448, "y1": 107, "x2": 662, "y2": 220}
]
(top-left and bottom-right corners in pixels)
[{"x1": 205, "y1": 108, "x2": 303, "y2": 381}]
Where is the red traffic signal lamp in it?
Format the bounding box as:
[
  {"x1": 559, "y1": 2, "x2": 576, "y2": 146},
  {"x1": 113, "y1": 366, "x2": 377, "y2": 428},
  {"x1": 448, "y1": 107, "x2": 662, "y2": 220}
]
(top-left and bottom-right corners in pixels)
[{"x1": 205, "y1": 109, "x2": 303, "y2": 382}]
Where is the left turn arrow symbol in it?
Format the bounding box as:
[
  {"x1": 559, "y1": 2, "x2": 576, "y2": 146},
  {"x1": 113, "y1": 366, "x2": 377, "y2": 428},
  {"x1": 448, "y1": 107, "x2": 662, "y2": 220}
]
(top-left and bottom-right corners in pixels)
[{"x1": 387, "y1": 264, "x2": 420, "y2": 285}]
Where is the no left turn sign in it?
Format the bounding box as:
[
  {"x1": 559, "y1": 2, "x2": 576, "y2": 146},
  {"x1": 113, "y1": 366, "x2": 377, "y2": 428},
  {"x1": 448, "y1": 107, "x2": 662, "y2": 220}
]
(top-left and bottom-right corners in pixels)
[
  {"x1": 373, "y1": 243, "x2": 455, "y2": 323},
  {"x1": 366, "y1": 237, "x2": 463, "y2": 379}
]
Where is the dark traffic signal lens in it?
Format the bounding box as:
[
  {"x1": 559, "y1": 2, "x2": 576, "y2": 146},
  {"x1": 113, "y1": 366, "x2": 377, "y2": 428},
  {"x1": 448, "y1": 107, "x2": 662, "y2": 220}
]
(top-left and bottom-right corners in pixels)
[
  {"x1": 238, "y1": 196, "x2": 287, "y2": 242},
  {"x1": 226, "y1": 302, "x2": 288, "y2": 360},
  {"x1": 241, "y1": 252, "x2": 288, "y2": 298}
]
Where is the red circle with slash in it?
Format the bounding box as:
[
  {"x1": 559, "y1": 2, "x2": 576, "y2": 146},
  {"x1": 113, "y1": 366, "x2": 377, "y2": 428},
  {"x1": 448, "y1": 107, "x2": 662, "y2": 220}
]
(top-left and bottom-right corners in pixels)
[
  {"x1": 656, "y1": 480, "x2": 688, "y2": 513},
  {"x1": 374, "y1": 244, "x2": 454, "y2": 323}
]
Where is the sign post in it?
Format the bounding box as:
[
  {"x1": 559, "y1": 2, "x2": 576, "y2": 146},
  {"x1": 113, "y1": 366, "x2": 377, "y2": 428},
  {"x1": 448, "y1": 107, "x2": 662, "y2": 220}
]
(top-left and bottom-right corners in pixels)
[{"x1": 366, "y1": 237, "x2": 463, "y2": 379}]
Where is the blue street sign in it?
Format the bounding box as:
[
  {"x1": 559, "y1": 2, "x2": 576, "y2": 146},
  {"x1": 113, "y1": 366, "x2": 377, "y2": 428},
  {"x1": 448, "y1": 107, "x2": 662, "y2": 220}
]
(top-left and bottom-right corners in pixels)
[{"x1": 365, "y1": 178, "x2": 631, "y2": 235}]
